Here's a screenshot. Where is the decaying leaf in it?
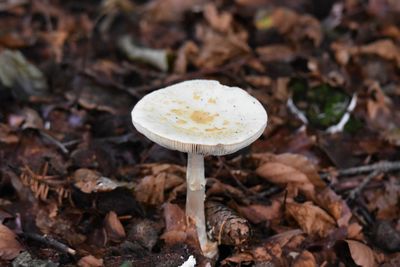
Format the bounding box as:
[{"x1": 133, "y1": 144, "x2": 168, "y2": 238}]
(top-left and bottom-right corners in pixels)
[
  {"x1": 222, "y1": 229, "x2": 304, "y2": 265},
  {"x1": 0, "y1": 123, "x2": 18, "y2": 144},
  {"x1": 315, "y1": 187, "x2": 352, "y2": 227},
  {"x1": 160, "y1": 203, "x2": 186, "y2": 245},
  {"x1": 203, "y1": 3, "x2": 232, "y2": 33},
  {"x1": 118, "y1": 35, "x2": 169, "y2": 71},
  {"x1": 65, "y1": 84, "x2": 133, "y2": 115},
  {"x1": 74, "y1": 168, "x2": 133, "y2": 194},
  {"x1": 104, "y1": 211, "x2": 126, "y2": 243},
  {"x1": 358, "y1": 40, "x2": 400, "y2": 67},
  {"x1": 236, "y1": 200, "x2": 282, "y2": 224},
  {"x1": 255, "y1": 153, "x2": 325, "y2": 199},
  {"x1": 0, "y1": 224, "x2": 24, "y2": 260},
  {"x1": 134, "y1": 173, "x2": 166, "y2": 205},
  {"x1": 78, "y1": 255, "x2": 104, "y2": 267},
  {"x1": 255, "y1": 8, "x2": 322, "y2": 46},
  {"x1": 292, "y1": 250, "x2": 317, "y2": 267},
  {"x1": 335, "y1": 240, "x2": 377, "y2": 267},
  {"x1": 286, "y1": 202, "x2": 336, "y2": 237},
  {"x1": 174, "y1": 41, "x2": 199, "y2": 74},
  {"x1": 0, "y1": 50, "x2": 48, "y2": 101},
  {"x1": 145, "y1": 0, "x2": 207, "y2": 22},
  {"x1": 134, "y1": 164, "x2": 185, "y2": 205},
  {"x1": 194, "y1": 23, "x2": 250, "y2": 69}
]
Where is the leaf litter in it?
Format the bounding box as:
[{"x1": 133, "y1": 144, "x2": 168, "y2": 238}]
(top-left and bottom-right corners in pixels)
[{"x1": 0, "y1": 0, "x2": 399, "y2": 266}]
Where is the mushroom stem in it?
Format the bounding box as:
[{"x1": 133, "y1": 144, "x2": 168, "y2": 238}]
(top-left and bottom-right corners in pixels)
[{"x1": 186, "y1": 153, "x2": 217, "y2": 258}]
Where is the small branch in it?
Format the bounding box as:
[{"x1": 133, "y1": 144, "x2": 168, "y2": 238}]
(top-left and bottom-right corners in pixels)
[
  {"x1": 321, "y1": 161, "x2": 400, "y2": 179},
  {"x1": 346, "y1": 170, "x2": 380, "y2": 201},
  {"x1": 40, "y1": 130, "x2": 69, "y2": 154},
  {"x1": 22, "y1": 233, "x2": 76, "y2": 255}
]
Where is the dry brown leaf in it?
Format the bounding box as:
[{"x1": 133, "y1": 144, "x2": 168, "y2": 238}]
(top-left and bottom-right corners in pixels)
[
  {"x1": 104, "y1": 211, "x2": 126, "y2": 243},
  {"x1": 255, "y1": 153, "x2": 324, "y2": 199},
  {"x1": 145, "y1": 0, "x2": 207, "y2": 22},
  {"x1": 135, "y1": 173, "x2": 166, "y2": 205},
  {"x1": 203, "y1": 3, "x2": 232, "y2": 33},
  {"x1": 359, "y1": 39, "x2": 400, "y2": 67},
  {"x1": 263, "y1": 8, "x2": 322, "y2": 46},
  {"x1": 78, "y1": 255, "x2": 104, "y2": 267},
  {"x1": 73, "y1": 168, "x2": 130, "y2": 193},
  {"x1": 267, "y1": 229, "x2": 304, "y2": 247},
  {"x1": 315, "y1": 187, "x2": 352, "y2": 227},
  {"x1": 0, "y1": 224, "x2": 24, "y2": 260},
  {"x1": 207, "y1": 178, "x2": 246, "y2": 200},
  {"x1": 346, "y1": 240, "x2": 377, "y2": 267},
  {"x1": 256, "y1": 45, "x2": 296, "y2": 62},
  {"x1": 244, "y1": 75, "x2": 272, "y2": 88},
  {"x1": 160, "y1": 203, "x2": 200, "y2": 249},
  {"x1": 347, "y1": 223, "x2": 363, "y2": 240},
  {"x1": 366, "y1": 81, "x2": 391, "y2": 121},
  {"x1": 237, "y1": 200, "x2": 281, "y2": 224},
  {"x1": 286, "y1": 202, "x2": 336, "y2": 237},
  {"x1": 194, "y1": 23, "x2": 250, "y2": 69},
  {"x1": 173, "y1": 41, "x2": 199, "y2": 74},
  {"x1": 0, "y1": 123, "x2": 18, "y2": 144},
  {"x1": 161, "y1": 203, "x2": 186, "y2": 244},
  {"x1": 39, "y1": 31, "x2": 68, "y2": 63},
  {"x1": 292, "y1": 250, "x2": 317, "y2": 267}
]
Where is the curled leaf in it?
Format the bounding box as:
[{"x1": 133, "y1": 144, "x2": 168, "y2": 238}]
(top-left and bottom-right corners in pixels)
[
  {"x1": 0, "y1": 224, "x2": 24, "y2": 260},
  {"x1": 118, "y1": 35, "x2": 169, "y2": 71},
  {"x1": 286, "y1": 202, "x2": 336, "y2": 237}
]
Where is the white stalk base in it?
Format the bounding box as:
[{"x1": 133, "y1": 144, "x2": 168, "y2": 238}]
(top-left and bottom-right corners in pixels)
[{"x1": 186, "y1": 153, "x2": 218, "y2": 258}]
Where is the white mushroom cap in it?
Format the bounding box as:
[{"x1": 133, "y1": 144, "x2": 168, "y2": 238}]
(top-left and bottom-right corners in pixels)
[{"x1": 131, "y1": 80, "x2": 267, "y2": 155}]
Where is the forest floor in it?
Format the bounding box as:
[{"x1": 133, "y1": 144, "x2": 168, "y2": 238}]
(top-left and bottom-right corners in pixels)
[{"x1": 0, "y1": 0, "x2": 400, "y2": 266}]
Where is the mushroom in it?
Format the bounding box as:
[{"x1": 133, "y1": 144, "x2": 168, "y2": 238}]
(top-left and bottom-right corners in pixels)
[{"x1": 131, "y1": 80, "x2": 267, "y2": 257}]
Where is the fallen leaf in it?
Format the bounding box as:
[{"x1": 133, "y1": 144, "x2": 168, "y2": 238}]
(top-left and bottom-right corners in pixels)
[
  {"x1": 0, "y1": 50, "x2": 48, "y2": 101},
  {"x1": 203, "y1": 3, "x2": 232, "y2": 33},
  {"x1": 65, "y1": 83, "x2": 133, "y2": 115},
  {"x1": 256, "y1": 45, "x2": 296, "y2": 62},
  {"x1": 0, "y1": 123, "x2": 18, "y2": 144},
  {"x1": 315, "y1": 187, "x2": 352, "y2": 227},
  {"x1": 78, "y1": 255, "x2": 104, "y2": 267},
  {"x1": 255, "y1": 153, "x2": 325, "y2": 199},
  {"x1": 173, "y1": 41, "x2": 199, "y2": 74},
  {"x1": 237, "y1": 200, "x2": 282, "y2": 224},
  {"x1": 118, "y1": 35, "x2": 169, "y2": 71},
  {"x1": 74, "y1": 168, "x2": 133, "y2": 193},
  {"x1": 292, "y1": 250, "x2": 317, "y2": 267},
  {"x1": 366, "y1": 81, "x2": 391, "y2": 121},
  {"x1": 359, "y1": 40, "x2": 400, "y2": 67},
  {"x1": 336, "y1": 240, "x2": 377, "y2": 267},
  {"x1": 145, "y1": 0, "x2": 207, "y2": 22},
  {"x1": 135, "y1": 173, "x2": 166, "y2": 205},
  {"x1": 255, "y1": 8, "x2": 322, "y2": 46},
  {"x1": 286, "y1": 202, "x2": 336, "y2": 237},
  {"x1": 104, "y1": 211, "x2": 126, "y2": 243},
  {"x1": 0, "y1": 224, "x2": 24, "y2": 260},
  {"x1": 194, "y1": 23, "x2": 250, "y2": 69}
]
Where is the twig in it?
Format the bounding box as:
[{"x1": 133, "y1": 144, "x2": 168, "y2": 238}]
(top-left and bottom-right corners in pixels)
[
  {"x1": 40, "y1": 130, "x2": 69, "y2": 154},
  {"x1": 346, "y1": 170, "x2": 380, "y2": 201},
  {"x1": 320, "y1": 160, "x2": 400, "y2": 179},
  {"x1": 22, "y1": 232, "x2": 76, "y2": 255}
]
